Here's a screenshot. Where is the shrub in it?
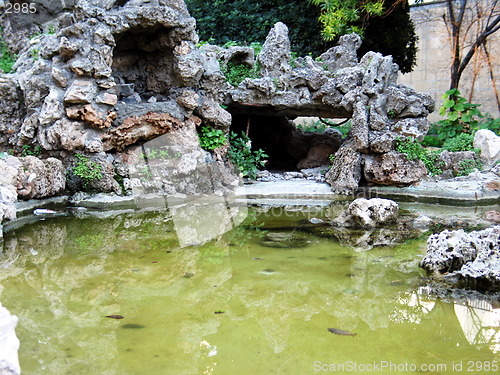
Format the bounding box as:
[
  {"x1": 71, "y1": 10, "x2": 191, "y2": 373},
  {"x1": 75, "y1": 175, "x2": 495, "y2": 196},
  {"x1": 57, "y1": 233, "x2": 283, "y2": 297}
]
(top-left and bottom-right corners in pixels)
[
  {"x1": 457, "y1": 158, "x2": 482, "y2": 176},
  {"x1": 71, "y1": 154, "x2": 103, "y2": 188},
  {"x1": 221, "y1": 60, "x2": 260, "y2": 87},
  {"x1": 219, "y1": 41, "x2": 262, "y2": 87},
  {"x1": 228, "y1": 132, "x2": 268, "y2": 179},
  {"x1": 395, "y1": 137, "x2": 443, "y2": 176},
  {"x1": 479, "y1": 116, "x2": 500, "y2": 136},
  {"x1": 0, "y1": 28, "x2": 17, "y2": 73},
  {"x1": 420, "y1": 135, "x2": 442, "y2": 148},
  {"x1": 442, "y1": 133, "x2": 475, "y2": 152},
  {"x1": 198, "y1": 126, "x2": 227, "y2": 151},
  {"x1": 432, "y1": 88, "x2": 482, "y2": 142}
]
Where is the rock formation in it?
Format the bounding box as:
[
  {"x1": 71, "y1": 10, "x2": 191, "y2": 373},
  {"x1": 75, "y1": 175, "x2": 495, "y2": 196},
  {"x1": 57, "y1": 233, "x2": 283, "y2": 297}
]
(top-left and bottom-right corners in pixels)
[
  {"x1": 0, "y1": 0, "x2": 435, "y2": 221},
  {"x1": 226, "y1": 24, "x2": 434, "y2": 193},
  {"x1": 420, "y1": 226, "x2": 500, "y2": 291},
  {"x1": 332, "y1": 197, "x2": 399, "y2": 228}
]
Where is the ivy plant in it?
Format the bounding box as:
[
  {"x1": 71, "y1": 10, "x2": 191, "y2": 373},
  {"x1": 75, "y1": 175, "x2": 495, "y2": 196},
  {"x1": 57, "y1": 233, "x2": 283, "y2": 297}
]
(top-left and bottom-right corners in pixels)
[
  {"x1": 395, "y1": 137, "x2": 443, "y2": 176},
  {"x1": 71, "y1": 154, "x2": 103, "y2": 188},
  {"x1": 198, "y1": 126, "x2": 227, "y2": 151},
  {"x1": 228, "y1": 132, "x2": 268, "y2": 179}
]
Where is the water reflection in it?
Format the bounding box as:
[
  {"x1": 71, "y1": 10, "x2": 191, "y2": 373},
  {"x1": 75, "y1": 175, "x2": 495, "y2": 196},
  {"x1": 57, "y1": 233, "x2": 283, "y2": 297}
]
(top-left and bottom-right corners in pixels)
[
  {"x1": 393, "y1": 288, "x2": 500, "y2": 354},
  {"x1": 0, "y1": 208, "x2": 499, "y2": 374}
]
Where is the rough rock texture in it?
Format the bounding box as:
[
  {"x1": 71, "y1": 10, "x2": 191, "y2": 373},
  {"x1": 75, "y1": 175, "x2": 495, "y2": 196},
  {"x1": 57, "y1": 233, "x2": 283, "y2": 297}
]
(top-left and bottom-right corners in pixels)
[
  {"x1": 0, "y1": 303, "x2": 20, "y2": 375},
  {"x1": 363, "y1": 151, "x2": 427, "y2": 185},
  {"x1": 420, "y1": 226, "x2": 500, "y2": 291},
  {"x1": 332, "y1": 198, "x2": 399, "y2": 228},
  {"x1": 0, "y1": 0, "x2": 240, "y2": 198},
  {"x1": 0, "y1": 1, "x2": 433, "y2": 197},
  {"x1": 438, "y1": 150, "x2": 481, "y2": 177},
  {"x1": 0, "y1": 154, "x2": 66, "y2": 222},
  {"x1": 474, "y1": 129, "x2": 500, "y2": 166},
  {"x1": 228, "y1": 28, "x2": 433, "y2": 193}
]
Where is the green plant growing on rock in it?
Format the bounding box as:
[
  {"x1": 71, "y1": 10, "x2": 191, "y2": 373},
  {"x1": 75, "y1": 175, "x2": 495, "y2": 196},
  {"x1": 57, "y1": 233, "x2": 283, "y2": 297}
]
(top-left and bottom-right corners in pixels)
[
  {"x1": 198, "y1": 126, "x2": 227, "y2": 151},
  {"x1": 442, "y1": 133, "x2": 475, "y2": 152},
  {"x1": 395, "y1": 137, "x2": 443, "y2": 176},
  {"x1": 0, "y1": 28, "x2": 17, "y2": 73},
  {"x1": 457, "y1": 159, "x2": 482, "y2": 177},
  {"x1": 228, "y1": 132, "x2": 268, "y2": 179},
  {"x1": 220, "y1": 56, "x2": 261, "y2": 87},
  {"x1": 20, "y1": 144, "x2": 42, "y2": 157},
  {"x1": 71, "y1": 154, "x2": 103, "y2": 188}
]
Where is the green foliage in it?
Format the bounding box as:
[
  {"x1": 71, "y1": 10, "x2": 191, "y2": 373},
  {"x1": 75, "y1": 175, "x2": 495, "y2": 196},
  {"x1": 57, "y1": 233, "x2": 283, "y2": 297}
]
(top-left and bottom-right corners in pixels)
[
  {"x1": 479, "y1": 115, "x2": 500, "y2": 136},
  {"x1": 329, "y1": 154, "x2": 335, "y2": 164},
  {"x1": 296, "y1": 119, "x2": 327, "y2": 133},
  {"x1": 310, "y1": 0, "x2": 418, "y2": 73},
  {"x1": 0, "y1": 28, "x2": 17, "y2": 73},
  {"x1": 71, "y1": 154, "x2": 103, "y2": 187},
  {"x1": 144, "y1": 148, "x2": 181, "y2": 160},
  {"x1": 387, "y1": 109, "x2": 397, "y2": 119},
  {"x1": 434, "y1": 88, "x2": 483, "y2": 140},
  {"x1": 30, "y1": 48, "x2": 39, "y2": 60},
  {"x1": 310, "y1": 0, "x2": 383, "y2": 40},
  {"x1": 47, "y1": 24, "x2": 56, "y2": 35},
  {"x1": 218, "y1": 41, "x2": 261, "y2": 86},
  {"x1": 442, "y1": 133, "x2": 475, "y2": 152},
  {"x1": 20, "y1": 144, "x2": 42, "y2": 157},
  {"x1": 395, "y1": 137, "x2": 443, "y2": 176},
  {"x1": 186, "y1": 0, "x2": 332, "y2": 57},
  {"x1": 420, "y1": 135, "x2": 442, "y2": 148},
  {"x1": 296, "y1": 118, "x2": 351, "y2": 139},
  {"x1": 457, "y1": 158, "x2": 482, "y2": 177},
  {"x1": 228, "y1": 132, "x2": 268, "y2": 179},
  {"x1": 221, "y1": 60, "x2": 260, "y2": 87},
  {"x1": 198, "y1": 126, "x2": 227, "y2": 151}
]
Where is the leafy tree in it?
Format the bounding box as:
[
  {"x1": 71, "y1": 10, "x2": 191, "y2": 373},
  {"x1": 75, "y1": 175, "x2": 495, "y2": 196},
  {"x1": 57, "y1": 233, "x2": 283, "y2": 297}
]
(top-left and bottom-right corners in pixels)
[
  {"x1": 187, "y1": 0, "x2": 417, "y2": 71},
  {"x1": 310, "y1": 0, "x2": 418, "y2": 72},
  {"x1": 185, "y1": 0, "x2": 332, "y2": 56}
]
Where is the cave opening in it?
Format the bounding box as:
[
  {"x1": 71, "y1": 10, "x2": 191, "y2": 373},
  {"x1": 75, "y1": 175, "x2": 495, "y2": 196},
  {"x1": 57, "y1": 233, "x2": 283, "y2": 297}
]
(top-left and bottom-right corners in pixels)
[
  {"x1": 112, "y1": 27, "x2": 180, "y2": 103},
  {"x1": 229, "y1": 109, "x2": 348, "y2": 172}
]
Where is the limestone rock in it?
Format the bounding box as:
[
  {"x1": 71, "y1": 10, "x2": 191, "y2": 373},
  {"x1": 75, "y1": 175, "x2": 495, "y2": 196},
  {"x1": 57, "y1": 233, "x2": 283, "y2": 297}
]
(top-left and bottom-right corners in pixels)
[
  {"x1": 333, "y1": 198, "x2": 399, "y2": 228},
  {"x1": 319, "y1": 33, "x2": 361, "y2": 72},
  {"x1": 17, "y1": 156, "x2": 66, "y2": 199},
  {"x1": 363, "y1": 151, "x2": 427, "y2": 185},
  {"x1": 0, "y1": 303, "x2": 20, "y2": 375},
  {"x1": 258, "y1": 22, "x2": 292, "y2": 78},
  {"x1": 474, "y1": 129, "x2": 500, "y2": 166},
  {"x1": 438, "y1": 150, "x2": 480, "y2": 176},
  {"x1": 420, "y1": 226, "x2": 500, "y2": 291},
  {"x1": 325, "y1": 140, "x2": 362, "y2": 195}
]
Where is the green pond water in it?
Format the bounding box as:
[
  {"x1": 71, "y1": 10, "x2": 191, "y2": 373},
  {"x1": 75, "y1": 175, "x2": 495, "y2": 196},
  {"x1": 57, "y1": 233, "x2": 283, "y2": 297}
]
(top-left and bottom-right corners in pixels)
[{"x1": 0, "y1": 203, "x2": 499, "y2": 375}]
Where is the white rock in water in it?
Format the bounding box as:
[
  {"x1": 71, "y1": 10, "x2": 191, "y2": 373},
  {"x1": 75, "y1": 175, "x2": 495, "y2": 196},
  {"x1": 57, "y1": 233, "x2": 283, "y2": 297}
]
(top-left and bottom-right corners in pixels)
[
  {"x1": 0, "y1": 303, "x2": 20, "y2": 375},
  {"x1": 33, "y1": 209, "x2": 58, "y2": 215}
]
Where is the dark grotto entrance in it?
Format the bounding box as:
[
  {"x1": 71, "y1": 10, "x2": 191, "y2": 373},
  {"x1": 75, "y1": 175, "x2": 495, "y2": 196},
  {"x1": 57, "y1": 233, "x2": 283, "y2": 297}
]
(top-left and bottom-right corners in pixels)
[
  {"x1": 111, "y1": 27, "x2": 180, "y2": 102},
  {"x1": 229, "y1": 111, "x2": 344, "y2": 172}
]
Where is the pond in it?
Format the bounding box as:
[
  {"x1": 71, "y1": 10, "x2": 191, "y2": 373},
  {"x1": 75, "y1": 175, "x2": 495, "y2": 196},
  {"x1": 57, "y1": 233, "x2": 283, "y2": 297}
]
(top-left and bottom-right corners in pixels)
[{"x1": 0, "y1": 201, "x2": 499, "y2": 375}]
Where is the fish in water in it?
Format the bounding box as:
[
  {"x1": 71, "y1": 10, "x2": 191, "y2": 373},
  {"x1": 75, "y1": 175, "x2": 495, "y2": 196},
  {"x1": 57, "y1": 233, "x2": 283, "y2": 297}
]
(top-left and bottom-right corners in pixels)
[
  {"x1": 105, "y1": 315, "x2": 124, "y2": 319},
  {"x1": 328, "y1": 328, "x2": 357, "y2": 337},
  {"x1": 121, "y1": 323, "x2": 146, "y2": 329}
]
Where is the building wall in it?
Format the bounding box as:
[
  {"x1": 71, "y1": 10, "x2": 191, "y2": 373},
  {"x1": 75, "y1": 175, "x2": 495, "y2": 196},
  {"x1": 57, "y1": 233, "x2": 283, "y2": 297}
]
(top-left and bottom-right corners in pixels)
[{"x1": 399, "y1": 0, "x2": 500, "y2": 121}]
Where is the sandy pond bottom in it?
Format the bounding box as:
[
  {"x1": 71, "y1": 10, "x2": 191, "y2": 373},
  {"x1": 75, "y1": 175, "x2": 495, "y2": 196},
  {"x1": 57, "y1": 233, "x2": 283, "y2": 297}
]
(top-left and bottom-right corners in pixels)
[{"x1": 0, "y1": 203, "x2": 499, "y2": 375}]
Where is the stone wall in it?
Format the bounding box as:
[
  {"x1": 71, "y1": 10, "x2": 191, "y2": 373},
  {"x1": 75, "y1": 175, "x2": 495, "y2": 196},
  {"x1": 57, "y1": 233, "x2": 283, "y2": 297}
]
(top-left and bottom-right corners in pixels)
[{"x1": 400, "y1": 0, "x2": 500, "y2": 120}]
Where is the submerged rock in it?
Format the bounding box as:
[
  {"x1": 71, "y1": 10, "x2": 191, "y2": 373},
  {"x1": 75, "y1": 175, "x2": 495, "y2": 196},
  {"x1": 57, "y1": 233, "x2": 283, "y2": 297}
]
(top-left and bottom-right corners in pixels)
[
  {"x1": 420, "y1": 226, "x2": 500, "y2": 291},
  {"x1": 261, "y1": 231, "x2": 310, "y2": 248},
  {"x1": 333, "y1": 198, "x2": 399, "y2": 228}
]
